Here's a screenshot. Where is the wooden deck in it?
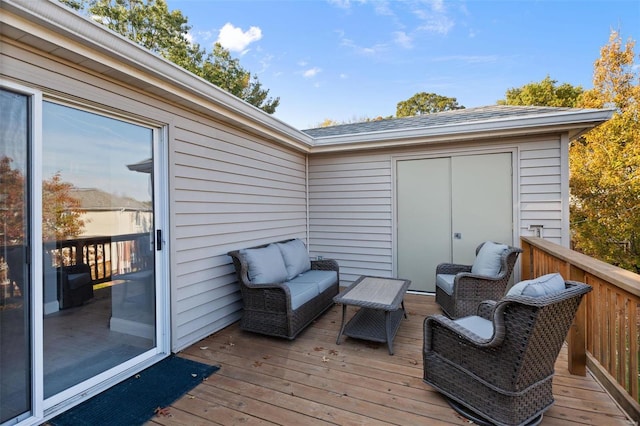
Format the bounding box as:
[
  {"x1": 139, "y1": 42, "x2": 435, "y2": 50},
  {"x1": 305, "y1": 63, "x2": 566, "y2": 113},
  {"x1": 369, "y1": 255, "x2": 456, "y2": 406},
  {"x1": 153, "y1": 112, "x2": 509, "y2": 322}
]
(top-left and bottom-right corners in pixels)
[{"x1": 150, "y1": 293, "x2": 634, "y2": 425}]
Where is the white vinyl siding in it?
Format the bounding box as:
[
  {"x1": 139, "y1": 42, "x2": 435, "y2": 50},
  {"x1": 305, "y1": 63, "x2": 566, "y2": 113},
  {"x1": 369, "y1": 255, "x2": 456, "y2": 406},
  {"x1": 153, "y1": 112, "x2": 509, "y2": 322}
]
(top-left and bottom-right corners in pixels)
[
  {"x1": 518, "y1": 137, "x2": 565, "y2": 244},
  {"x1": 308, "y1": 156, "x2": 393, "y2": 284},
  {"x1": 171, "y1": 122, "x2": 307, "y2": 350}
]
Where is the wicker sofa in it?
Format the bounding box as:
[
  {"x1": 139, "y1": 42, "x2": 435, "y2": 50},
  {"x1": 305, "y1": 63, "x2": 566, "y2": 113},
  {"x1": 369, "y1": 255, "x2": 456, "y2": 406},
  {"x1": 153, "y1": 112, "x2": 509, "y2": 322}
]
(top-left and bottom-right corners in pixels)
[{"x1": 228, "y1": 239, "x2": 339, "y2": 339}]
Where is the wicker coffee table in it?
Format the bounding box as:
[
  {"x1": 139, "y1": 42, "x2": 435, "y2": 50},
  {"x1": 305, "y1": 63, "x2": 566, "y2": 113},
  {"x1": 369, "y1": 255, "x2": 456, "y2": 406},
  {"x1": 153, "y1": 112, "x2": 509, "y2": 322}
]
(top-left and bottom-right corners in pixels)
[{"x1": 333, "y1": 275, "x2": 411, "y2": 355}]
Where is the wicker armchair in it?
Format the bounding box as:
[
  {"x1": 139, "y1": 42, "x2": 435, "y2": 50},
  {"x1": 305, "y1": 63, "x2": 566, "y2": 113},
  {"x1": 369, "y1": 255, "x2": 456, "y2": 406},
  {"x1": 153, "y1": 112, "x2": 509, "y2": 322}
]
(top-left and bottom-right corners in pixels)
[
  {"x1": 424, "y1": 280, "x2": 592, "y2": 426},
  {"x1": 435, "y1": 242, "x2": 522, "y2": 319}
]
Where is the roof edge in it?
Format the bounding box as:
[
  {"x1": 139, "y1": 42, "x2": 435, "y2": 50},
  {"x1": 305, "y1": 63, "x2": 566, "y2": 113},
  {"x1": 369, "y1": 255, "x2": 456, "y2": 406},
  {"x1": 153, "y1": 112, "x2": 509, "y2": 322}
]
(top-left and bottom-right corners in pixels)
[{"x1": 308, "y1": 108, "x2": 614, "y2": 150}]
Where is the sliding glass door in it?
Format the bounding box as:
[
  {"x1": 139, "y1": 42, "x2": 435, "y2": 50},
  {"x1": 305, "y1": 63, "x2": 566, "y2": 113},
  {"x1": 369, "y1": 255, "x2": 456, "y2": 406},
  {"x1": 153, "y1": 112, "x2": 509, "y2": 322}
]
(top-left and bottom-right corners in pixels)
[
  {"x1": 1, "y1": 85, "x2": 165, "y2": 424},
  {"x1": 0, "y1": 89, "x2": 31, "y2": 424},
  {"x1": 42, "y1": 101, "x2": 158, "y2": 398}
]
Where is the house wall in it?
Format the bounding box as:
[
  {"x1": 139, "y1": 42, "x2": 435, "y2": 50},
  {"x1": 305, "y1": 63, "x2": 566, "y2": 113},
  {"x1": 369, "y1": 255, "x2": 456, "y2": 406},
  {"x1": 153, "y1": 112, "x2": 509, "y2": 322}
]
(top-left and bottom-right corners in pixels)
[
  {"x1": 308, "y1": 135, "x2": 567, "y2": 285},
  {"x1": 1, "y1": 38, "x2": 307, "y2": 352}
]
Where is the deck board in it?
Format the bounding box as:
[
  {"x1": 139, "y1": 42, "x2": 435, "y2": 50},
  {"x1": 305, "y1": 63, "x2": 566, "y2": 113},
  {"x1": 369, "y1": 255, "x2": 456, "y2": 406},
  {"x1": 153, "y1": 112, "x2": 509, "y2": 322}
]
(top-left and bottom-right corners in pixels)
[{"x1": 149, "y1": 293, "x2": 634, "y2": 425}]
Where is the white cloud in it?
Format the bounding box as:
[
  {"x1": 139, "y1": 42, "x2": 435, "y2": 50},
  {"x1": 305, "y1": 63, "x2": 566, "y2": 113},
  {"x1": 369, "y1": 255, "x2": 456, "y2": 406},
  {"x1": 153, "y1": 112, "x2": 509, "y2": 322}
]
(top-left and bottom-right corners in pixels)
[
  {"x1": 393, "y1": 31, "x2": 413, "y2": 49},
  {"x1": 418, "y1": 16, "x2": 454, "y2": 35},
  {"x1": 413, "y1": 0, "x2": 455, "y2": 35},
  {"x1": 427, "y1": 0, "x2": 445, "y2": 13},
  {"x1": 217, "y1": 23, "x2": 262, "y2": 54},
  {"x1": 303, "y1": 67, "x2": 322, "y2": 78},
  {"x1": 327, "y1": 0, "x2": 367, "y2": 9}
]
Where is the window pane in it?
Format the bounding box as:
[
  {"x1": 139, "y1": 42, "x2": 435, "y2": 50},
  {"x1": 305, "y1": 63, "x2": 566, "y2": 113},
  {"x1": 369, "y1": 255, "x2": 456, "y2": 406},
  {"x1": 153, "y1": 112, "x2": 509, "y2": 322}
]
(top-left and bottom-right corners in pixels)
[{"x1": 0, "y1": 88, "x2": 31, "y2": 423}]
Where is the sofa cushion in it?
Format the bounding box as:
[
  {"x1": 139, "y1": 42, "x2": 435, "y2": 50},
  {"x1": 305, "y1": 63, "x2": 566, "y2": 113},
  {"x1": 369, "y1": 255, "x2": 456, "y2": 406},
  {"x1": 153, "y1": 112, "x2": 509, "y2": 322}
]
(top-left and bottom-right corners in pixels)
[
  {"x1": 240, "y1": 244, "x2": 288, "y2": 284},
  {"x1": 471, "y1": 241, "x2": 508, "y2": 276},
  {"x1": 435, "y1": 274, "x2": 456, "y2": 295},
  {"x1": 283, "y1": 282, "x2": 319, "y2": 310},
  {"x1": 455, "y1": 315, "x2": 494, "y2": 339},
  {"x1": 276, "y1": 239, "x2": 311, "y2": 280},
  {"x1": 287, "y1": 270, "x2": 337, "y2": 293},
  {"x1": 507, "y1": 272, "x2": 566, "y2": 297}
]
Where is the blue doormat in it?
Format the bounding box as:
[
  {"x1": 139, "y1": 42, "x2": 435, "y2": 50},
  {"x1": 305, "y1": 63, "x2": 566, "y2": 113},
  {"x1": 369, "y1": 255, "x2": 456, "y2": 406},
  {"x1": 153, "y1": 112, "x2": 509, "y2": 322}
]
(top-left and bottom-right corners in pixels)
[{"x1": 49, "y1": 355, "x2": 219, "y2": 426}]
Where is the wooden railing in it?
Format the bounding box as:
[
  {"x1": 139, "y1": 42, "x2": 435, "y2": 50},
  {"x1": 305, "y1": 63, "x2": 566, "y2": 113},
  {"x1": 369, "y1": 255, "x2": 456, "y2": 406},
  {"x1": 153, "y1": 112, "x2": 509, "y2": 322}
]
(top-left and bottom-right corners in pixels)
[
  {"x1": 44, "y1": 232, "x2": 152, "y2": 284},
  {"x1": 521, "y1": 236, "x2": 640, "y2": 422}
]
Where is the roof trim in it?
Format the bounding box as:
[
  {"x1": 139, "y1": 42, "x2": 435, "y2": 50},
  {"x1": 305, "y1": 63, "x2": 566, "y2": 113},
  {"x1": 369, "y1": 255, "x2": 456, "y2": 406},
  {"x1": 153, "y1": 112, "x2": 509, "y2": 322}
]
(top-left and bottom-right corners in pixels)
[{"x1": 308, "y1": 108, "x2": 614, "y2": 153}]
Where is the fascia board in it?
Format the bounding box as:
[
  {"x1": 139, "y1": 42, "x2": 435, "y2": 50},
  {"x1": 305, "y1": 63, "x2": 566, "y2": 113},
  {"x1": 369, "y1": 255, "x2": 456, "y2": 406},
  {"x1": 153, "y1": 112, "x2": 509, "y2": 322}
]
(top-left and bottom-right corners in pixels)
[
  {"x1": 2, "y1": 0, "x2": 315, "y2": 152},
  {"x1": 308, "y1": 109, "x2": 615, "y2": 152}
]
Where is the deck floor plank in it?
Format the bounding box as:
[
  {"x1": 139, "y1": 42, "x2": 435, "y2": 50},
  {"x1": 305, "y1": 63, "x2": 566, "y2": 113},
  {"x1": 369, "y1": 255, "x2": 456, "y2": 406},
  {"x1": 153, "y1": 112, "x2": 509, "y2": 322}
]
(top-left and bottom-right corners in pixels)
[{"x1": 150, "y1": 293, "x2": 633, "y2": 425}]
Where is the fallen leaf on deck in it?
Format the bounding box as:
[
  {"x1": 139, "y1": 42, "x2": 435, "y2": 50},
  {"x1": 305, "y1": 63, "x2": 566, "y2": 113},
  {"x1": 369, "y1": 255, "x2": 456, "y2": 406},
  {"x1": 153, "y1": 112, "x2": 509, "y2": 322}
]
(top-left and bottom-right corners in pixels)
[
  {"x1": 322, "y1": 356, "x2": 330, "y2": 363},
  {"x1": 314, "y1": 347, "x2": 324, "y2": 351},
  {"x1": 191, "y1": 373, "x2": 198, "y2": 377},
  {"x1": 200, "y1": 346, "x2": 208, "y2": 350},
  {"x1": 253, "y1": 361, "x2": 263, "y2": 367},
  {"x1": 154, "y1": 407, "x2": 172, "y2": 417}
]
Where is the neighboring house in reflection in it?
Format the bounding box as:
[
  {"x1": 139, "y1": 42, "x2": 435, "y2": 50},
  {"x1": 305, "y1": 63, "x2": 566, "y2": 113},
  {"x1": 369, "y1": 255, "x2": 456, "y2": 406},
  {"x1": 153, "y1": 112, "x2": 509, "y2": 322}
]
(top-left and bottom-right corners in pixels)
[{"x1": 72, "y1": 188, "x2": 152, "y2": 238}]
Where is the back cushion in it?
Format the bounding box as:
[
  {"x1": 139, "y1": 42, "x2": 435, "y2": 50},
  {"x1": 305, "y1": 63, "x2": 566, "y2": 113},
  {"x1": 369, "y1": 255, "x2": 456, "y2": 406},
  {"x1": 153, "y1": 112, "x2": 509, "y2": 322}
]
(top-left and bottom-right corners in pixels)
[
  {"x1": 276, "y1": 239, "x2": 311, "y2": 280},
  {"x1": 471, "y1": 241, "x2": 508, "y2": 276},
  {"x1": 240, "y1": 244, "x2": 288, "y2": 284},
  {"x1": 507, "y1": 273, "x2": 566, "y2": 297}
]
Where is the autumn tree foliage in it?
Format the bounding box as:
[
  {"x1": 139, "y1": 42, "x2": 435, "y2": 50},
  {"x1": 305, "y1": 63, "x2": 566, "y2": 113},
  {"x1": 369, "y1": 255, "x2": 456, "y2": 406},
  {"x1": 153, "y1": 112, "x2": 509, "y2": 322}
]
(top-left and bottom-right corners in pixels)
[
  {"x1": 60, "y1": 0, "x2": 280, "y2": 113},
  {"x1": 0, "y1": 156, "x2": 26, "y2": 244},
  {"x1": 0, "y1": 157, "x2": 85, "y2": 243},
  {"x1": 498, "y1": 75, "x2": 584, "y2": 107},
  {"x1": 396, "y1": 92, "x2": 465, "y2": 117},
  {"x1": 570, "y1": 31, "x2": 640, "y2": 272},
  {"x1": 42, "y1": 173, "x2": 86, "y2": 241}
]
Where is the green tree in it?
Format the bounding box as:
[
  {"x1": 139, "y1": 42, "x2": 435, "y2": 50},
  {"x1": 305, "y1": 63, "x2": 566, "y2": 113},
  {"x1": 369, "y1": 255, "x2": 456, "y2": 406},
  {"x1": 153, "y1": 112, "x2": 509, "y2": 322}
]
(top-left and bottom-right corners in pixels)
[
  {"x1": 396, "y1": 92, "x2": 464, "y2": 117},
  {"x1": 60, "y1": 0, "x2": 279, "y2": 113},
  {"x1": 498, "y1": 75, "x2": 584, "y2": 107},
  {"x1": 570, "y1": 31, "x2": 640, "y2": 272}
]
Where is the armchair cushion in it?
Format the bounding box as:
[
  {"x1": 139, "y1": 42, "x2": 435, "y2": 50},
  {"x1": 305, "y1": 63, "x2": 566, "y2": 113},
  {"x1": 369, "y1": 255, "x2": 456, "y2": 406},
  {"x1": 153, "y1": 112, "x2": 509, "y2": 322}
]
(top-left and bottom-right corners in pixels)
[
  {"x1": 507, "y1": 272, "x2": 565, "y2": 297},
  {"x1": 240, "y1": 244, "x2": 288, "y2": 284},
  {"x1": 471, "y1": 241, "x2": 507, "y2": 276},
  {"x1": 454, "y1": 315, "x2": 494, "y2": 339},
  {"x1": 277, "y1": 239, "x2": 311, "y2": 280},
  {"x1": 435, "y1": 274, "x2": 456, "y2": 295}
]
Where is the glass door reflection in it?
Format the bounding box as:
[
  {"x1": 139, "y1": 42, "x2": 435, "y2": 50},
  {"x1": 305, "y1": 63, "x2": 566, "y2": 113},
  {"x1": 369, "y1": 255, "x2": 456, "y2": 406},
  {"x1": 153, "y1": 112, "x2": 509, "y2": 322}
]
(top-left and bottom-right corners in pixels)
[
  {"x1": 0, "y1": 88, "x2": 31, "y2": 423},
  {"x1": 42, "y1": 102, "x2": 156, "y2": 398}
]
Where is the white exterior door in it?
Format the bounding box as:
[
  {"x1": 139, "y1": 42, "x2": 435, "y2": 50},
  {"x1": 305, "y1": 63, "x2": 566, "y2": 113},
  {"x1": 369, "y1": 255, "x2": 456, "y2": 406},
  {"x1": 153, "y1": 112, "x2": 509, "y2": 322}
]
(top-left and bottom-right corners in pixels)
[{"x1": 397, "y1": 153, "x2": 513, "y2": 292}]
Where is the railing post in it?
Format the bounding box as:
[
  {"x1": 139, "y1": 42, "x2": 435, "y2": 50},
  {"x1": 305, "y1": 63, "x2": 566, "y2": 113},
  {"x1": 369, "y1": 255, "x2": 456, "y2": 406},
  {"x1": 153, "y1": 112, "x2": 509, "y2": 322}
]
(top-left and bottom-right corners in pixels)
[
  {"x1": 520, "y1": 239, "x2": 532, "y2": 280},
  {"x1": 567, "y1": 265, "x2": 587, "y2": 375}
]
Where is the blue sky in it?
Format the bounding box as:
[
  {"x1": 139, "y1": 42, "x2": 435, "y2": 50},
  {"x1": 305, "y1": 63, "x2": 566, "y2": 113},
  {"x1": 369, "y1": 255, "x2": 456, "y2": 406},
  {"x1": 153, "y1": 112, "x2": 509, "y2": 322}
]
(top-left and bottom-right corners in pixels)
[{"x1": 165, "y1": 0, "x2": 640, "y2": 130}]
